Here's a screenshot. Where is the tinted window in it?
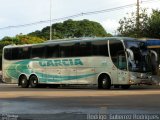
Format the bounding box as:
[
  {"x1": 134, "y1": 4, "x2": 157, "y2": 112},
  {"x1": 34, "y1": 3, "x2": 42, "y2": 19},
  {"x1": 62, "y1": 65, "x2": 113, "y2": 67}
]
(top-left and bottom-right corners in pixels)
[
  {"x1": 11, "y1": 48, "x2": 19, "y2": 60},
  {"x1": 60, "y1": 43, "x2": 76, "y2": 57},
  {"x1": 109, "y1": 40, "x2": 127, "y2": 70},
  {"x1": 4, "y1": 48, "x2": 12, "y2": 60},
  {"x1": 18, "y1": 47, "x2": 31, "y2": 59},
  {"x1": 31, "y1": 46, "x2": 45, "y2": 58},
  {"x1": 110, "y1": 40, "x2": 124, "y2": 57},
  {"x1": 92, "y1": 41, "x2": 108, "y2": 56},
  {"x1": 46, "y1": 41, "x2": 109, "y2": 58},
  {"x1": 77, "y1": 42, "x2": 92, "y2": 57},
  {"x1": 46, "y1": 45, "x2": 59, "y2": 58},
  {"x1": 58, "y1": 42, "x2": 92, "y2": 57},
  {"x1": 4, "y1": 47, "x2": 31, "y2": 60}
]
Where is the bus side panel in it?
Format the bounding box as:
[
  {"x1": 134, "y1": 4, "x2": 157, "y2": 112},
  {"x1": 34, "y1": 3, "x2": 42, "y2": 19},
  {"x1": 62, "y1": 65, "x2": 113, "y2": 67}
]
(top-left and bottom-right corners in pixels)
[{"x1": 3, "y1": 61, "x2": 21, "y2": 83}]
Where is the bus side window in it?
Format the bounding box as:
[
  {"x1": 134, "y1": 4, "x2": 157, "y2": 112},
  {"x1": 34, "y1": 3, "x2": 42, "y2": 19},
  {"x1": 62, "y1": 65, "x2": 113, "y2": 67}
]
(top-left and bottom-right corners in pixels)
[
  {"x1": 109, "y1": 40, "x2": 127, "y2": 70},
  {"x1": 92, "y1": 41, "x2": 109, "y2": 56},
  {"x1": 117, "y1": 51, "x2": 127, "y2": 70},
  {"x1": 31, "y1": 46, "x2": 45, "y2": 59},
  {"x1": 77, "y1": 42, "x2": 87, "y2": 57},
  {"x1": 77, "y1": 42, "x2": 92, "y2": 57},
  {"x1": 46, "y1": 45, "x2": 59, "y2": 58},
  {"x1": 12, "y1": 48, "x2": 19, "y2": 60},
  {"x1": 4, "y1": 48, "x2": 12, "y2": 60},
  {"x1": 19, "y1": 47, "x2": 31, "y2": 59},
  {"x1": 59, "y1": 43, "x2": 77, "y2": 58}
]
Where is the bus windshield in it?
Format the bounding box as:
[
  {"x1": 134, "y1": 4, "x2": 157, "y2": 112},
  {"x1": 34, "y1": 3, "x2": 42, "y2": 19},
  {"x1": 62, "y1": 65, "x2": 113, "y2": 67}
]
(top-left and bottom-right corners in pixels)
[{"x1": 124, "y1": 40, "x2": 152, "y2": 73}]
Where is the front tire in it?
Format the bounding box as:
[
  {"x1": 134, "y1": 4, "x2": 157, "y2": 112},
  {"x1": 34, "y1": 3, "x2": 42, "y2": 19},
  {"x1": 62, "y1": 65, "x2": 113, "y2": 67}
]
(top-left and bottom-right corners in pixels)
[
  {"x1": 29, "y1": 75, "x2": 38, "y2": 88},
  {"x1": 20, "y1": 76, "x2": 29, "y2": 88},
  {"x1": 98, "y1": 75, "x2": 111, "y2": 89}
]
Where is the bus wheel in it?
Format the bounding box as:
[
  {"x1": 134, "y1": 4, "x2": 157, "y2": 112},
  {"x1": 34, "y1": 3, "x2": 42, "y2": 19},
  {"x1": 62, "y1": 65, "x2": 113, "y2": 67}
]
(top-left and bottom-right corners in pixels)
[
  {"x1": 98, "y1": 75, "x2": 111, "y2": 89},
  {"x1": 121, "y1": 85, "x2": 130, "y2": 89},
  {"x1": 29, "y1": 75, "x2": 38, "y2": 88},
  {"x1": 20, "y1": 75, "x2": 29, "y2": 88}
]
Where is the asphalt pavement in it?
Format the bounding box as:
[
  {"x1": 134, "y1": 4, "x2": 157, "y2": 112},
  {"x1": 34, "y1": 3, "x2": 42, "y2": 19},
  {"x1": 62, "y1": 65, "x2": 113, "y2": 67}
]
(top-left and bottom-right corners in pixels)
[{"x1": 0, "y1": 84, "x2": 160, "y2": 120}]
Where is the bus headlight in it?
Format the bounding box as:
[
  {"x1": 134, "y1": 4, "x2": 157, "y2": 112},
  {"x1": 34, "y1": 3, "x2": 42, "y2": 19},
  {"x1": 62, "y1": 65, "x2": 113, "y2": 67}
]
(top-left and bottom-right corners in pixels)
[
  {"x1": 148, "y1": 76, "x2": 152, "y2": 80},
  {"x1": 129, "y1": 75, "x2": 137, "y2": 84},
  {"x1": 130, "y1": 75, "x2": 137, "y2": 80}
]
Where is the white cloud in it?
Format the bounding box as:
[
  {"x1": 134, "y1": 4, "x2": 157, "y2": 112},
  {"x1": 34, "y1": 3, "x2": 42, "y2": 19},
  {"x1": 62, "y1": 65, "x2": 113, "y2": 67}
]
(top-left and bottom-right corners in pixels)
[
  {"x1": 0, "y1": 0, "x2": 160, "y2": 39},
  {"x1": 0, "y1": 17, "x2": 6, "y2": 24},
  {"x1": 101, "y1": 19, "x2": 119, "y2": 35}
]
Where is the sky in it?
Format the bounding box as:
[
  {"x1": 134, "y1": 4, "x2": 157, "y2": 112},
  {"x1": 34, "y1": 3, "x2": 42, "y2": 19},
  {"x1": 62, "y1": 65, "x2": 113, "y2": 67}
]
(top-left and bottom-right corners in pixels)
[{"x1": 0, "y1": 0, "x2": 160, "y2": 39}]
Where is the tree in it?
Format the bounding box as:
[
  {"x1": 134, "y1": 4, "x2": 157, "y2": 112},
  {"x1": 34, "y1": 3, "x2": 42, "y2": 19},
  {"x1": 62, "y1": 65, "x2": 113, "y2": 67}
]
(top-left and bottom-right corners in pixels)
[
  {"x1": 0, "y1": 35, "x2": 44, "y2": 70},
  {"x1": 118, "y1": 8, "x2": 149, "y2": 38},
  {"x1": 147, "y1": 10, "x2": 160, "y2": 38},
  {"x1": 29, "y1": 19, "x2": 112, "y2": 39},
  {"x1": 0, "y1": 35, "x2": 44, "y2": 45},
  {"x1": 118, "y1": 9, "x2": 160, "y2": 38}
]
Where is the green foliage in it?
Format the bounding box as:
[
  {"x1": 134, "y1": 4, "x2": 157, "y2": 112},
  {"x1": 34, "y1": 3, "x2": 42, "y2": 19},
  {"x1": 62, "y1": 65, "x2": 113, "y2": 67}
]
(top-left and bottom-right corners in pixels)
[
  {"x1": 118, "y1": 9, "x2": 160, "y2": 38},
  {"x1": 29, "y1": 19, "x2": 111, "y2": 39},
  {"x1": 147, "y1": 10, "x2": 160, "y2": 38},
  {"x1": 118, "y1": 8, "x2": 149, "y2": 38},
  {"x1": 0, "y1": 35, "x2": 44, "y2": 45}
]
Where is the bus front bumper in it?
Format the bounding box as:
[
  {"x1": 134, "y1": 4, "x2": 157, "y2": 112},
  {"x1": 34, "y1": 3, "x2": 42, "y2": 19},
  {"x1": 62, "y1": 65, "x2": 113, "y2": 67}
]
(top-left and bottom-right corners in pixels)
[
  {"x1": 129, "y1": 73, "x2": 153, "y2": 85},
  {"x1": 129, "y1": 78, "x2": 153, "y2": 85}
]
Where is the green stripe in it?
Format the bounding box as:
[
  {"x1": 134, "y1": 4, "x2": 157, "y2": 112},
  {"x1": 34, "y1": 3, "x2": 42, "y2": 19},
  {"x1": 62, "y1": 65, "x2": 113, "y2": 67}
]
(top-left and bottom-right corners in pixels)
[{"x1": 6, "y1": 60, "x2": 97, "y2": 82}]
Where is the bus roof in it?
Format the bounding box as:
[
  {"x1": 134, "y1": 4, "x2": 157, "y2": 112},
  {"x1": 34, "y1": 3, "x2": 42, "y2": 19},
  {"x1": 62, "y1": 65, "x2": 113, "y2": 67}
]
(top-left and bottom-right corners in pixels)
[
  {"x1": 140, "y1": 38, "x2": 160, "y2": 48},
  {"x1": 3, "y1": 37, "x2": 137, "y2": 49}
]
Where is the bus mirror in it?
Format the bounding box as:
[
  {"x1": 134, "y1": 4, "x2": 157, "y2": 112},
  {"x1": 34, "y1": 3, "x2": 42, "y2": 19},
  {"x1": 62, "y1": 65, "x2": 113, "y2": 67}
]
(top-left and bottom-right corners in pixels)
[
  {"x1": 126, "y1": 49, "x2": 134, "y2": 61},
  {"x1": 150, "y1": 50, "x2": 158, "y2": 62},
  {"x1": 150, "y1": 50, "x2": 158, "y2": 75}
]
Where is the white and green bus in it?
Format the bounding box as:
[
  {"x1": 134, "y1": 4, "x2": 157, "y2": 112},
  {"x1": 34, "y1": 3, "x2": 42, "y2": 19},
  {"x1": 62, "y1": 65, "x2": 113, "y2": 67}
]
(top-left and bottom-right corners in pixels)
[{"x1": 2, "y1": 37, "x2": 154, "y2": 89}]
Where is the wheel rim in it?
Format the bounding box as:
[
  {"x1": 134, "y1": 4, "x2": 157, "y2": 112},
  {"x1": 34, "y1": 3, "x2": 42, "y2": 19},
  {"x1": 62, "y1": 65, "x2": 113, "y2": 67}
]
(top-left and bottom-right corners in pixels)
[
  {"x1": 33, "y1": 79, "x2": 37, "y2": 84},
  {"x1": 102, "y1": 78, "x2": 107, "y2": 88},
  {"x1": 99, "y1": 75, "x2": 111, "y2": 89},
  {"x1": 20, "y1": 76, "x2": 29, "y2": 88},
  {"x1": 30, "y1": 76, "x2": 38, "y2": 87},
  {"x1": 21, "y1": 79, "x2": 26, "y2": 84}
]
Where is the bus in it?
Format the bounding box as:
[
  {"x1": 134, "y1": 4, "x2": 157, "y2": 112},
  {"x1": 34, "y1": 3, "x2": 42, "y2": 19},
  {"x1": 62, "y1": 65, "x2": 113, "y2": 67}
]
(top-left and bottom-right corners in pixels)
[{"x1": 2, "y1": 37, "x2": 154, "y2": 89}]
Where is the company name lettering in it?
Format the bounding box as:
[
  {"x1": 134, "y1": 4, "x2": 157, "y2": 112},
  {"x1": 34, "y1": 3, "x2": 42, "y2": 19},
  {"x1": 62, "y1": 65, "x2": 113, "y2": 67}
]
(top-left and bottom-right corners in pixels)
[{"x1": 39, "y1": 59, "x2": 83, "y2": 67}]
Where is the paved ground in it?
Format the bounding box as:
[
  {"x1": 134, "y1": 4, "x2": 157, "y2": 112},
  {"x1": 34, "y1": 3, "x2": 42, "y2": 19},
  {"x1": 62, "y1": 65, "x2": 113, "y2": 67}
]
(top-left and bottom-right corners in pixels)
[{"x1": 0, "y1": 84, "x2": 160, "y2": 120}]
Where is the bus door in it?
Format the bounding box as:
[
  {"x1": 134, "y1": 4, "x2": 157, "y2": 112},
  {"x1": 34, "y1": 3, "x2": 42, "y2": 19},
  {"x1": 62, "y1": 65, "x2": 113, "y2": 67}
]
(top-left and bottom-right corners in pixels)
[
  {"x1": 117, "y1": 51, "x2": 129, "y2": 84},
  {"x1": 109, "y1": 40, "x2": 129, "y2": 85},
  {"x1": 109, "y1": 53, "x2": 128, "y2": 85}
]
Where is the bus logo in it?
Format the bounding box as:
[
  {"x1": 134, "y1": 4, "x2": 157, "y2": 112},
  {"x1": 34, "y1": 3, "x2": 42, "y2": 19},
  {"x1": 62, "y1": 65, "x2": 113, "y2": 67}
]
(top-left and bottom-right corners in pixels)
[{"x1": 39, "y1": 59, "x2": 83, "y2": 67}]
